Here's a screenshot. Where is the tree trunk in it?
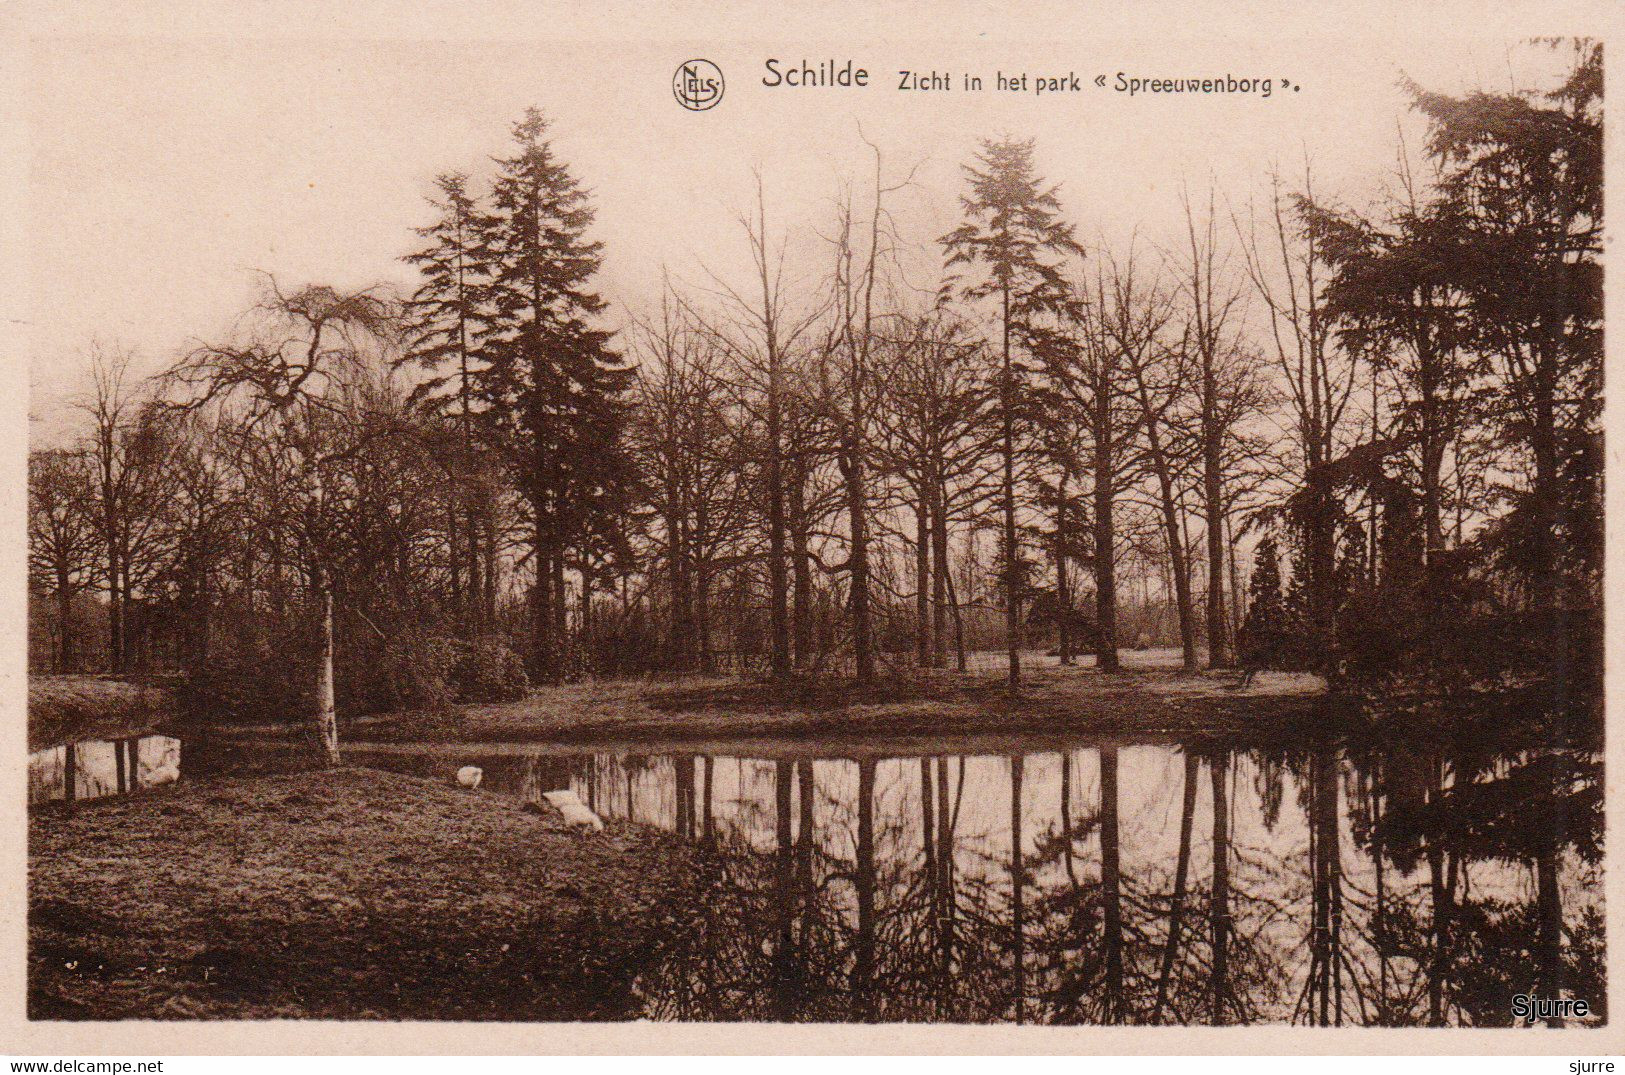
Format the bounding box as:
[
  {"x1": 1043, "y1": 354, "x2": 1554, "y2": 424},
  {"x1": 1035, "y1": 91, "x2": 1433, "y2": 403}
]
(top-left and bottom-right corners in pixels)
[
  {"x1": 483, "y1": 501, "x2": 499, "y2": 626},
  {"x1": 668, "y1": 510, "x2": 692, "y2": 669},
  {"x1": 316, "y1": 588, "x2": 340, "y2": 767},
  {"x1": 945, "y1": 554, "x2": 968, "y2": 673},
  {"x1": 107, "y1": 543, "x2": 125, "y2": 675},
  {"x1": 56, "y1": 577, "x2": 73, "y2": 674},
  {"x1": 1159, "y1": 481, "x2": 1199, "y2": 671},
  {"x1": 845, "y1": 444, "x2": 874, "y2": 682},
  {"x1": 1000, "y1": 286, "x2": 1022, "y2": 689},
  {"x1": 448, "y1": 496, "x2": 465, "y2": 626},
  {"x1": 695, "y1": 525, "x2": 714, "y2": 674},
  {"x1": 915, "y1": 499, "x2": 931, "y2": 666},
  {"x1": 1093, "y1": 435, "x2": 1121, "y2": 672},
  {"x1": 1307, "y1": 478, "x2": 1339, "y2": 674},
  {"x1": 1227, "y1": 514, "x2": 1245, "y2": 644},
  {"x1": 1203, "y1": 462, "x2": 1232, "y2": 667},
  {"x1": 1418, "y1": 344, "x2": 1447, "y2": 567},
  {"x1": 1528, "y1": 372, "x2": 1563, "y2": 659},
  {"x1": 1136, "y1": 379, "x2": 1198, "y2": 670},
  {"x1": 1537, "y1": 843, "x2": 1565, "y2": 1026},
  {"x1": 578, "y1": 557, "x2": 594, "y2": 644},
  {"x1": 763, "y1": 296, "x2": 791, "y2": 680},
  {"x1": 552, "y1": 550, "x2": 567, "y2": 658},
  {"x1": 1056, "y1": 473, "x2": 1073, "y2": 665},
  {"x1": 931, "y1": 475, "x2": 951, "y2": 668},
  {"x1": 530, "y1": 512, "x2": 553, "y2": 676},
  {"x1": 788, "y1": 467, "x2": 813, "y2": 670}
]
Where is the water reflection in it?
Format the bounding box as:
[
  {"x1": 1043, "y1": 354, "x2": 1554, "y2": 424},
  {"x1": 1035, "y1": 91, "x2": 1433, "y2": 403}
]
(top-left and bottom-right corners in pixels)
[
  {"x1": 28, "y1": 735, "x2": 182, "y2": 804},
  {"x1": 353, "y1": 737, "x2": 1603, "y2": 1026}
]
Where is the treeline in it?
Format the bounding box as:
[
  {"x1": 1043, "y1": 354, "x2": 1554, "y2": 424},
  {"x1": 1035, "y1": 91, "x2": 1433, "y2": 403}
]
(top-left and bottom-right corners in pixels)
[{"x1": 28, "y1": 43, "x2": 1601, "y2": 750}]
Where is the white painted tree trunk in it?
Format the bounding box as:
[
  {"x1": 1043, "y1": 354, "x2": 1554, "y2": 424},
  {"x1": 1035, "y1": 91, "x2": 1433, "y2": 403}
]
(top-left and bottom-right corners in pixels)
[{"x1": 316, "y1": 588, "x2": 340, "y2": 766}]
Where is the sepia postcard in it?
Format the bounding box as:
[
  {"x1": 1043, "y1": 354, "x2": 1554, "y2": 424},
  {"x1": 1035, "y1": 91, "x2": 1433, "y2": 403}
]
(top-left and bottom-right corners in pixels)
[{"x1": 3, "y1": 0, "x2": 1623, "y2": 1057}]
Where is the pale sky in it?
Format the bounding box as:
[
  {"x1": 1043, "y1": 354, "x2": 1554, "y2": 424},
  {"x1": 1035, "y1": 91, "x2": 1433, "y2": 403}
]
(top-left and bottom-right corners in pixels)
[{"x1": 23, "y1": 32, "x2": 1576, "y2": 445}]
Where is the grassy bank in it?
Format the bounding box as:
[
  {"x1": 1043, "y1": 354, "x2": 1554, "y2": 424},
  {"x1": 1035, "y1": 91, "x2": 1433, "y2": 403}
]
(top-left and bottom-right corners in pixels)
[
  {"x1": 347, "y1": 655, "x2": 1337, "y2": 749},
  {"x1": 28, "y1": 677, "x2": 174, "y2": 753},
  {"x1": 29, "y1": 768, "x2": 709, "y2": 1020}
]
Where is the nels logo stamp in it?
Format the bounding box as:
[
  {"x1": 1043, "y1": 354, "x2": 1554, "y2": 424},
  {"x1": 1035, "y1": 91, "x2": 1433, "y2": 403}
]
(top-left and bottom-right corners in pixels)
[{"x1": 673, "y1": 59, "x2": 724, "y2": 111}]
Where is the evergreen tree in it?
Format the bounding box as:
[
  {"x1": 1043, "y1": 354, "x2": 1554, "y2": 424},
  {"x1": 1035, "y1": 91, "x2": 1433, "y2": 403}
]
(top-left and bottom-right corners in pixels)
[
  {"x1": 401, "y1": 172, "x2": 497, "y2": 422},
  {"x1": 1240, "y1": 537, "x2": 1288, "y2": 670},
  {"x1": 1414, "y1": 41, "x2": 1602, "y2": 658},
  {"x1": 941, "y1": 136, "x2": 1082, "y2": 687},
  {"x1": 481, "y1": 108, "x2": 632, "y2": 678},
  {"x1": 1304, "y1": 196, "x2": 1479, "y2": 568},
  {"x1": 401, "y1": 171, "x2": 501, "y2": 625}
]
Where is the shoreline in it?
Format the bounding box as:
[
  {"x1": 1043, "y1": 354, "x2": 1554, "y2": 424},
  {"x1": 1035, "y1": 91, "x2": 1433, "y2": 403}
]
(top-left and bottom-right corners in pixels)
[
  {"x1": 28, "y1": 768, "x2": 708, "y2": 1020},
  {"x1": 271, "y1": 660, "x2": 1344, "y2": 752}
]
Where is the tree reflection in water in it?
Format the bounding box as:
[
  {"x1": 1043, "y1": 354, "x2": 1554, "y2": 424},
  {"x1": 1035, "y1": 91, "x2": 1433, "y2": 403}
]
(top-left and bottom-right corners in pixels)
[{"x1": 488, "y1": 735, "x2": 1602, "y2": 1025}]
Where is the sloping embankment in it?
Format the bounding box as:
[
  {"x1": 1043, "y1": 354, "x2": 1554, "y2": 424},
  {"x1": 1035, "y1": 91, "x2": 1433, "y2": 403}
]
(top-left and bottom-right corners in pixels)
[
  {"x1": 28, "y1": 676, "x2": 174, "y2": 753},
  {"x1": 29, "y1": 767, "x2": 708, "y2": 1020}
]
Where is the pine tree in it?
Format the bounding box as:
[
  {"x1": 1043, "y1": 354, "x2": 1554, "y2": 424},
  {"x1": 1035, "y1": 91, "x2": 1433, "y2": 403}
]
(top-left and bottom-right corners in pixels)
[
  {"x1": 941, "y1": 137, "x2": 1082, "y2": 688},
  {"x1": 1414, "y1": 41, "x2": 1601, "y2": 651},
  {"x1": 482, "y1": 108, "x2": 633, "y2": 678},
  {"x1": 401, "y1": 171, "x2": 501, "y2": 625},
  {"x1": 1240, "y1": 537, "x2": 1288, "y2": 670},
  {"x1": 402, "y1": 172, "x2": 497, "y2": 422}
]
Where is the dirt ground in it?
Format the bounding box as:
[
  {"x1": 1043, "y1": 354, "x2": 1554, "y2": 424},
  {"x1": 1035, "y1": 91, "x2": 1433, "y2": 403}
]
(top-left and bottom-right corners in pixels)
[{"x1": 28, "y1": 768, "x2": 711, "y2": 1020}]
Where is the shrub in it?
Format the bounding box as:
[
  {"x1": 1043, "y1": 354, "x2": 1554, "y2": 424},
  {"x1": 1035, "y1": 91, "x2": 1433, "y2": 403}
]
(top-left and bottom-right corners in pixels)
[
  {"x1": 177, "y1": 627, "x2": 529, "y2": 729},
  {"x1": 578, "y1": 616, "x2": 666, "y2": 677},
  {"x1": 452, "y1": 637, "x2": 530, "y2": 703},
  {"x1": 176, "y1": 644, "x2": 315, "y2": 729},
  {"x1": 335, "y1": 629, "x2": 474, "y2": 714}
]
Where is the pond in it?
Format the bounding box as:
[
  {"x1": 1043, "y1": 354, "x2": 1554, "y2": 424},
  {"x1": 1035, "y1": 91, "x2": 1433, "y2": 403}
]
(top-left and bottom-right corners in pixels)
[
  {"x1": 27, "y1": 735, "x2": 182, "y2": 805},
  {"x1": 347, "y1": 732, "x2": 1605, "y2": 1027}
]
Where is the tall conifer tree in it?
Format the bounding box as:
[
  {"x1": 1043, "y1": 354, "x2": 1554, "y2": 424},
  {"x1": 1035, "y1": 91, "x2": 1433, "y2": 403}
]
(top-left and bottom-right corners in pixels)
[
  {"x1": 941, "y1": 137, "x2": 1082, "y2": 688},
  {"x1": 401, "y1": 171, "x2": 500, "y2": 624},
  {"x1": 482, "y1": 108, "x2": 632, "y2": 677}
]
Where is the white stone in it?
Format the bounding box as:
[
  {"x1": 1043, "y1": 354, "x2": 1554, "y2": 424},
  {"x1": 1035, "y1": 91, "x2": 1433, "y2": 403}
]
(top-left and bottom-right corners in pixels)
[
  {"x1": 542, "y1": 788, "x2": 605, "y2": 831},
  {"x1": 456, "y1": 765, "x2": 483, "y2": 789}
]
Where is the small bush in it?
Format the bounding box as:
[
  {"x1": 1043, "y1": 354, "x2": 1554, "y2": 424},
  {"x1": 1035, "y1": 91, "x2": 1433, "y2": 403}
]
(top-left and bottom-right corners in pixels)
[
  {"x1": 177, "y1": 646, "x2": 315, "y2": 729},
  {"x1": 373, "y1": 630, "x2": 461, "y2": 712},
  {"x1": 177, "y1": 628, "x2": 529, "y2": 728},
  {"x1": 578, "y1": 616, "x2": 666, "y2": 677},
  {"x1": 452, "y1": 637, "x2": 530, "y2": 703},
  {"x1": 334, "y1": 629, "x2": 471, "y2": 714}
]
